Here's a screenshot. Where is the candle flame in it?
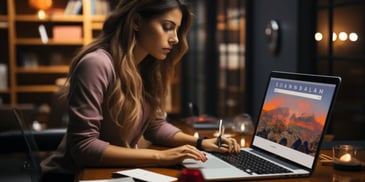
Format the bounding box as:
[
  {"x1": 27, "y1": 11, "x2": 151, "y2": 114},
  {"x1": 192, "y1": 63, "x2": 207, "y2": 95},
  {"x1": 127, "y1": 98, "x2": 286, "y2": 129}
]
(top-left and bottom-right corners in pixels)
[
  {"x1": 241, "y1": 138, "x2": 245, "y2": 147},
  {"x1": 193, "y1": 132, "x2": 199, "y2": 138},
  {"x1": 340, "y1": 153, "x2": 352, "y2": 162},
  {"x1": 240, "y1": 123, "x2": 245, "y2": 132}
]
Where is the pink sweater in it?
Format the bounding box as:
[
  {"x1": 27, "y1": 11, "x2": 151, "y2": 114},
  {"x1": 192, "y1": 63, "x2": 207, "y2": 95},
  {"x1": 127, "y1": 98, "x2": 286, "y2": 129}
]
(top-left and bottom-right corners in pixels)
[{"x1": 40, "y1": 49, "x2": 180, "y2": 175}]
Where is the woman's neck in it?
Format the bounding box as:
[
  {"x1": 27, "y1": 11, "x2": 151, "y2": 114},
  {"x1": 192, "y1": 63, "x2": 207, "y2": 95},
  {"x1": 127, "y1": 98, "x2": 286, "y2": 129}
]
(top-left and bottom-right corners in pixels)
[{"x1": 133, "y1": 46, "x2": 148, "y2": 65}]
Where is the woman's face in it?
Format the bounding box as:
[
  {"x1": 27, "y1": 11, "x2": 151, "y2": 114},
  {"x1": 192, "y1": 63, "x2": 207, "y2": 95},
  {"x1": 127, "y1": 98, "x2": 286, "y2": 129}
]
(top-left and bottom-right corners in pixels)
[{"x1": 134, "y1": 8, "x2": 182, "y2": 62}]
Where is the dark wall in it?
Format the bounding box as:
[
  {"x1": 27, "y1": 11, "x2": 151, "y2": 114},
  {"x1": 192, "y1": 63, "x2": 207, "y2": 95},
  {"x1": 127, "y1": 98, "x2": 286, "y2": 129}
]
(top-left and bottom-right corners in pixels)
[
  {"x1": 181, "y1": 0, "x2": 218, "y2": 117},
  {"x1": 246, "y1": 0, "x2": 316, "y2": 120}
]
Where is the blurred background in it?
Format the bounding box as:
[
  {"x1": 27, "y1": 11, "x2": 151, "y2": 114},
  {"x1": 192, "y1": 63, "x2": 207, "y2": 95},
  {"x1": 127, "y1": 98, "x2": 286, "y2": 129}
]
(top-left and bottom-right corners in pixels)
[{"x1": 0, "y1": 0, "x2": 364, "y2": 145}]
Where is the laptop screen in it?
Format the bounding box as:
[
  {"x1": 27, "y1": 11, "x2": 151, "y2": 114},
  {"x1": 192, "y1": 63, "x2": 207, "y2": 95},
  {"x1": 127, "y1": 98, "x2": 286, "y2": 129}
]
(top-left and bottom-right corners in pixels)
[{"x1": 252, "y1": 71, "x2": 340, "y2": 169}]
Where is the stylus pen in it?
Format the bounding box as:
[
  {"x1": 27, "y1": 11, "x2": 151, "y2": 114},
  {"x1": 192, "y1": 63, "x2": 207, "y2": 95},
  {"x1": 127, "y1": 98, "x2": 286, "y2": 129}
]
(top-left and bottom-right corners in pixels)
[{"x1": 217, "y1": 119, "x2": 223, "y2": 148}]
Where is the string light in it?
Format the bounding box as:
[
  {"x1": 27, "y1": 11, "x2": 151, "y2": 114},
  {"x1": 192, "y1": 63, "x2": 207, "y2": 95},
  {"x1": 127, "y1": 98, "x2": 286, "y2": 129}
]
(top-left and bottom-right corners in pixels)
[
  {"x1": 332, "y1": 32, "x2": 337, "y2": 41},
  {"x1": 339, "y1": 32, "x2": 347, "y2": 41},
  {"x1": 315, "y1": 32, "x2": 323, "y2": 41},
  {"x1": 349, "y1": 32, "x2": 358, "y2": 42},
  {"x1": 315, "y1": 32, "x2": 358, "y2": 42}
]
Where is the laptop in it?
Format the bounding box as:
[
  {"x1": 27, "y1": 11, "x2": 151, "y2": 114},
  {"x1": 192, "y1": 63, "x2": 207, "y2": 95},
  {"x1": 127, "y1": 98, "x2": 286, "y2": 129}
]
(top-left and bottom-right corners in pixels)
[{"x1": 183, "y1": 71, "x2": 341, "y2": 181}]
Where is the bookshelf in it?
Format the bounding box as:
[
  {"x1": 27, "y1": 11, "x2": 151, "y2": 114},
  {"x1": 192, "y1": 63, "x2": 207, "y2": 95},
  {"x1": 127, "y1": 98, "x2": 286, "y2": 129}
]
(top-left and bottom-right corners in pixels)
[
  {"x1": 0, "y1": 0, "x2": 180, "y2": 117},
  {"x1": 0, "y1": 0, "x2": 9, "y2": 105},
  {"x1": 5, "y1": 0, "x2": 89, "y2": 108},
  {"x1": 216, "y1": 0, "x2": 246, "y2": 117}
]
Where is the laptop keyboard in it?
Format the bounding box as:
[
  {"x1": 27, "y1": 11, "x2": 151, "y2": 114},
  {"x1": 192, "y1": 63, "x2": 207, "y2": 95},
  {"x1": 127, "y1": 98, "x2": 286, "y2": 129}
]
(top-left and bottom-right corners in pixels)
[{"x1": 212, "y1": 150, "x2": 292, "y2": 175}]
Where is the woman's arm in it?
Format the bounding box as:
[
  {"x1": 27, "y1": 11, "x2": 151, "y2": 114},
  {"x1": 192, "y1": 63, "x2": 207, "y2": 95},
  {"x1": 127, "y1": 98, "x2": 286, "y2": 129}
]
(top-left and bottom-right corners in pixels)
[
  {"x1": 68, "y1": 51, "x2": 206, "y2": 168},
  {"x1": 172, "y1": 131, "x2": 241, "y2": 154},
  {"x1": 144, "y1": 118, "x2": 241, "y2": 154},
  {"x1": 100, "y1": 143, "x2": 207, "y2": 167}
]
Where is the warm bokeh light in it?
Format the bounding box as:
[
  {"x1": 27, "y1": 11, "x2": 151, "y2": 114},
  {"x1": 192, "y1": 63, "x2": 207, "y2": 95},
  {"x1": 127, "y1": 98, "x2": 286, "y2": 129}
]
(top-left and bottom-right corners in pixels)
[
  {"x1": 28, "y1": 0, "x2": 53, "y2": 10},
  {"x1": 339, "y1": 32, "x2": 348, "y2": 41},
  {"x1": 332, "y1": 32, "x2": 337, "y2": 41},
  {"x1": 193, "y1": 132, "x2": 199, "y2": 138},
  {"x1": 349, "y1": 32, "x2": 358, "y2": 42},
  {"x1": 240, "y1": 138, "x2": 246, "y2": 147},
  {"x1": 29, "y1": 0, "x2": 53, "y2": 19},
  {"x1": 37, "y1": 10, "x2": 46, "y2": 19},
  {"x1": 315, "y1": 32, "x2": 359, "y2": 42},
  {"x1": 315, "y1": 32, "x2": 323, "y2": 41}
]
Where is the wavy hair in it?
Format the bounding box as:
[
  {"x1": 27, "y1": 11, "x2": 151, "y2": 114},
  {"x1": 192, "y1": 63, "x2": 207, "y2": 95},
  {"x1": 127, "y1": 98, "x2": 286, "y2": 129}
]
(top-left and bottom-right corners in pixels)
[{"x1": 64, "y1": 0, "x2": 192, "y2": 145}]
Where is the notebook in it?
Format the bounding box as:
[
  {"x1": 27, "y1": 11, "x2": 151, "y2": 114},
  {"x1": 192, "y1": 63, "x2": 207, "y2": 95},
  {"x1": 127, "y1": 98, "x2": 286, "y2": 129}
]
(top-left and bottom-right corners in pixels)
[{"x1": 183, "y1": 71, "x2": 341, "y2": 181}]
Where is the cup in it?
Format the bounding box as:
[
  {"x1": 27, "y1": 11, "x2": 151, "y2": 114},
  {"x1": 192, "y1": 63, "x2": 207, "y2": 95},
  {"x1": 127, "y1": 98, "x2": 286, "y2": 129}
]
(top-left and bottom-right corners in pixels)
[
  {"x1": 332, "y1": 145, "x2": 361, "y2": 171},
  {"x1": 231, "y1": 113, "x2": 254, "y2": 135}
]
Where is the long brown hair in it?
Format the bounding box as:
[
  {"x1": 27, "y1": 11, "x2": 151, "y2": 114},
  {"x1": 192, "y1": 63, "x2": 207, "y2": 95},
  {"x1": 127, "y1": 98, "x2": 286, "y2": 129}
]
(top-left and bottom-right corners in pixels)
[{"x1": 65, "y1": 0, "x2": 192, "y2": 145}]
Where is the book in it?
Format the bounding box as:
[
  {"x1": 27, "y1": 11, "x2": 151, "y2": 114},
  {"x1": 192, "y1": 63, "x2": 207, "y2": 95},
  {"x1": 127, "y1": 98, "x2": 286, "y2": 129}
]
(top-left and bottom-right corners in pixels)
[
  {"x1": 91, "y1": 0, "x2": 111, "y2": 15},
  {"x1": 64, "y1": 0, "x2": 82, "y2": 15}
]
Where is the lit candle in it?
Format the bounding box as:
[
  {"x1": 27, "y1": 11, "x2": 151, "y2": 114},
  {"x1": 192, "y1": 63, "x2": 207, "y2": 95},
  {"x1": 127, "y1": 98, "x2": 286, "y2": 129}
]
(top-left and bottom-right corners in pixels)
[
  {"x1": 240, "y1": 138, "x2": 245, "y2": 147},
  {"x1": 240, "y1": 123, "x2": 245, "y2": 132},
  {"x1": 340, "y1": 153, "x2": 352, "y2": 162},
  {"x1": 193, "y1": 132, "x2": 199, "y2": 138},
  {"x1": 333, "y1": 145, "x2": 362, "y2": 170}
]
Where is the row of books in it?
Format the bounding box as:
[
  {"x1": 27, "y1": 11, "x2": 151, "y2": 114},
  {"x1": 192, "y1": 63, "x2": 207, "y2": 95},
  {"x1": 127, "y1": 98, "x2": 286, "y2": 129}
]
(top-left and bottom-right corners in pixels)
[
  {"x1": 91, "y1": 0, "x2": 111, "y2": 16},
  {"x1": 64, "y1": 0, "x2": 111, "y2": 15}
]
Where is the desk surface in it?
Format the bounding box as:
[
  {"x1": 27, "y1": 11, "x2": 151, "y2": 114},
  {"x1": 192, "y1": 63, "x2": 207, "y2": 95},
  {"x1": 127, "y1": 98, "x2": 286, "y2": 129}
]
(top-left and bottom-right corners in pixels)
[
  {"x1": 77, "y1": 127, "x2": 365, "y2": 182},
  {"x1": 77, "y1": 149, "x2": 365, "y2": 182}
]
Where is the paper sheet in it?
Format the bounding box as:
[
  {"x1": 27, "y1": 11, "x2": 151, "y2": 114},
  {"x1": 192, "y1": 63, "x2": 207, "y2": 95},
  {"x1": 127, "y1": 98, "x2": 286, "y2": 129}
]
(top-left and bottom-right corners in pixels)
[
  {"x1": 113, "y1": 168, "x2": 177, "y2": 182},
  {"x1": 79, "y1": 177, "x2": 134, "y2": 182}
]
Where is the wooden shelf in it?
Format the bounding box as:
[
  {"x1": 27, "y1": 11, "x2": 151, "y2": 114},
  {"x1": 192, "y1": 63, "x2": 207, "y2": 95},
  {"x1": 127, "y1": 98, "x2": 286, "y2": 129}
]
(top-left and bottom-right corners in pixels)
[
  {"x1": 15, "y1": 85, "x2": 61, "y2": 93},
  {"x1": 91, "y1": 15, "x2": 106, "y2": 30},
  {"x1": 0, "y1": 15, "x2": 8, "y2": 20},
  {"x1": 0, "y1": 23, "x2": 8, "y2": 29},
  {"x1": 217, "y1": 22, "x2": 241, "y2": 31},
  {"x1": 91, "y1": 15, "x2": 106, "y2": 22},
  {"x1": 0, "y1": 88, "x2": 10, "y2": 93},
  {"x1": 0, "y1": 16, "x2": 8, "y2": 29},
  {"x1": 92, "y1": 22, "x2": 103, "y2": 30},
  {"x1": 15, "y1": 15, "x2": 83, "y2": 22},
  {"x1": 16, "y1": 38, "x2": 84, "y2": 45},
  {"x1": 16, "y1": 66, "x2": 69, "y2": 74}
]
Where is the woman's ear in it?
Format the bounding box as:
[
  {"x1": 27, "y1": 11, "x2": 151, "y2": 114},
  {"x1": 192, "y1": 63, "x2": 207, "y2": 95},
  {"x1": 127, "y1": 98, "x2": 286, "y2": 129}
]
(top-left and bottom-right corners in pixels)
[{"x1": 133, "y1": 14, "x2": 142, "y2": 31}]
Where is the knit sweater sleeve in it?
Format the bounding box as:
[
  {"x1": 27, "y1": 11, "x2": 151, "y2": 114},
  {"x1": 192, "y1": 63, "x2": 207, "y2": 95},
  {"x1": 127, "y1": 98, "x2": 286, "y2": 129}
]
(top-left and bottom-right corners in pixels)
[{"x1": 143, "y1": 118, "x2": 181, "y2": 146}]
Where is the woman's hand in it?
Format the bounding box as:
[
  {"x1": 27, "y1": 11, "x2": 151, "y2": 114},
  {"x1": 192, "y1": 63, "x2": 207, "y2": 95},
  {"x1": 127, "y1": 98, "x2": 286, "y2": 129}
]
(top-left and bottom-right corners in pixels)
[
  {"x1": 202, "y1": 137, "x2": 241, "y2": 154},
  {"x1": 156, "y1": 145, "x2": 207, "y2": 166}
]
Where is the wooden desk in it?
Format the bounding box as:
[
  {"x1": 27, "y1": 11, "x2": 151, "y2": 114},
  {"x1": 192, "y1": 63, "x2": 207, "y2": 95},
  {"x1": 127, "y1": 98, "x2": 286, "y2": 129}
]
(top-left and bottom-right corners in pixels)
[
  {"x1": 77, "y1": 130, "x2": 365, "y2": 181},
  {"x1": 77, "y1": 149, "x2": 365, "y2": 181}
]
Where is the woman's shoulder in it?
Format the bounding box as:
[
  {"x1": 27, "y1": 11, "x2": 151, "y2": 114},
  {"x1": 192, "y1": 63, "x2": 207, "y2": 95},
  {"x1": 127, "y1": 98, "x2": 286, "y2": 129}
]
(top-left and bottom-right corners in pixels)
[
  {"x1": 77, "y1": 49, "x2": 114, "y2": 73},
  {"x1": 73, "y1": 49, "x2": 115, "y2": 83},
  {"x1": 80, "y1": 49, "x2": 113, "y2": 67}
]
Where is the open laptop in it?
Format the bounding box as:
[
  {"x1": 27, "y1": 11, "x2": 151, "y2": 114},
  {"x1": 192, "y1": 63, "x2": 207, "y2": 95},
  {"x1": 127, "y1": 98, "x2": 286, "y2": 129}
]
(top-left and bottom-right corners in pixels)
[{"x1": 183, "y1": 71, "x2": 341, "y2": 181}]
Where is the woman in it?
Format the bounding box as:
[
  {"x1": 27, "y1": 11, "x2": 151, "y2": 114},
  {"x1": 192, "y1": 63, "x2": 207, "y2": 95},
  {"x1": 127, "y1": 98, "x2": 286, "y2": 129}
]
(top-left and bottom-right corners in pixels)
[{"x1": 40, "y1": 0, "x2": 240, "y2": 181}]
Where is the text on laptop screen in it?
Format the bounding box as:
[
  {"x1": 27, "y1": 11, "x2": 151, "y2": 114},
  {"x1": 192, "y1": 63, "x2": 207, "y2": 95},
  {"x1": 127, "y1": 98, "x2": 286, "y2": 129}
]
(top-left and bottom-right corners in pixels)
[{"x1": 252, "y1": 77, "x2": 337, "y2": 168}]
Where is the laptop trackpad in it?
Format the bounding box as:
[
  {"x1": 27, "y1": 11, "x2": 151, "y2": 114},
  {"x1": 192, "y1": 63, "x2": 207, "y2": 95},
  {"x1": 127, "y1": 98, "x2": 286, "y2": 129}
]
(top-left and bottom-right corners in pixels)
[{"x1": 183, "y1": 153, "x2": 231, "y2": 169}]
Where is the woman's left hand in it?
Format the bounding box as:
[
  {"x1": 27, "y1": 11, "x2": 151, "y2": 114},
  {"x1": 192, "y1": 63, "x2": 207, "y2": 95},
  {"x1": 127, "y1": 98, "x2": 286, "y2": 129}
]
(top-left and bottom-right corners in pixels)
[{"x1": 201, "y1": 137, "x2": 241, "y2": 154}]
